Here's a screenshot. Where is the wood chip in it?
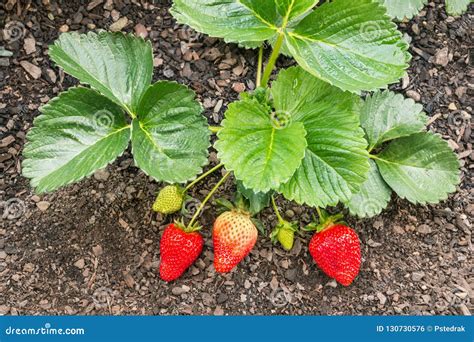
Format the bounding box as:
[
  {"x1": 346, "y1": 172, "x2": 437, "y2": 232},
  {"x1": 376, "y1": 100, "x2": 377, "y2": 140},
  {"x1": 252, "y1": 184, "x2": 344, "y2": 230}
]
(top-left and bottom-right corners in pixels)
[
  {"x1": 110, "y1": 17, "x2": 128, "y2": 32},
  {"x1": 87, "y1": 0, "x2": 104, "y2": 11},
  {"x1": 119, "y1": 218, "x2": 129, "y2": 229},
  {"x1": 20, "y1": 61, "x2": 41, "y2": 79},
  {"x1": 0, "y1": 135, "x2": 15, "y2": 148},
  {"x1": 123, "y1": 272, "x2": 135, "y2": 288}
]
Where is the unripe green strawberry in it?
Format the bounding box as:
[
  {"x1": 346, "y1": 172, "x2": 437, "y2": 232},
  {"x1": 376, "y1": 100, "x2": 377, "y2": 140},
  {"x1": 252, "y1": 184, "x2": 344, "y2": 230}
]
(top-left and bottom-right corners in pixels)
[
  {"x1": 277, "y1": 225, "x2": 295, "y2": 251},
  {"x1": 271, "y1": 221, "x2": 298, "y2": 251},
  {"x1": 153, "y1": 185, "x2": 184, "y2": 214}
]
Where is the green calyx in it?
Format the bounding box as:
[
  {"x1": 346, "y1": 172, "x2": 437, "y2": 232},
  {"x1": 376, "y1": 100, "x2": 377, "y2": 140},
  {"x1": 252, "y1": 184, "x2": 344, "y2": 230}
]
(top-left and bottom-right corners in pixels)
[
  {"x1": 303, "y1": 208, "x2": 345, "y2": 233},
  {"x1": 214, "y1": 194, "x2": 266, "y2": 234},
  {"x1": 153, "y1": 184, "x2": 185, "y2": 215},
  {"x1": 215, "y1": 192, "x2": 252, "y2": 217},
  {"x1": 271, "y1": 220, "x2": 298, "y2": 251},
  {"x1": 174, "y1": 218, "x2": 202, "y2": 233}
]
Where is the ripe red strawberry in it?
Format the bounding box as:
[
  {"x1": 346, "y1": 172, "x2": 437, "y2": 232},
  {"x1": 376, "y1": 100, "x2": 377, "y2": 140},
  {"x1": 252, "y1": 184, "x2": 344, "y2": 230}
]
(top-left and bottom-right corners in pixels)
[
  {"x1": 309, "y1": 224, "x2": 361, "y2": 286},
  {"x1": 159, "y1": 222, "x2": 203, "y2": 282},
  {"x1": 213, "y1": 210, "x2": 258, "y2": 273}
]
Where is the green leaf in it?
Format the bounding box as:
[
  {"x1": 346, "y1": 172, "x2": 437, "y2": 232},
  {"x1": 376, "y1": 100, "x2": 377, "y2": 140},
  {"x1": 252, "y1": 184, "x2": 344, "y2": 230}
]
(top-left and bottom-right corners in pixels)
[
  {"x1": 345, "y1": 160, "x2": 392, "y2": 218},
  {"x1": 170, "y1": 0, "x2": 279, "y2": 48},
  {"x1": 237, "y1": 181, "x2": 271, "y2": 215},
  {"x1": 215, "y1": 97, "x2": 307, "y2": 193},
  {"x1": 446, "y1": 0, "x2": 472, "y2": 16},
  {"x1": 378, "y1": 0, "x2": 428, "y2": 20},
  {"x1": 276, "y1": 0, "x2": 318, "y2": 21},
  {"x1": 131, "y1": 81, "x2": 210, "y2": 184},
  {"x1": 49, "y1": 32, "x2": 153, "y2": 114},
  {"x1": 285, "y1": 0, "x2": 410, "y2": 93},
  {"x1": 361, "y1": 90, "x2": 427, "y2": 151},
  {"x1": 23, "y1": 88, "x2": 131, "y2": 193},
  {"x1": 375, "y1": 132, "x2": 460, "y2": 204},
  {"x1": 273, "y1": 67, "x2": 370, "y2": 207}
]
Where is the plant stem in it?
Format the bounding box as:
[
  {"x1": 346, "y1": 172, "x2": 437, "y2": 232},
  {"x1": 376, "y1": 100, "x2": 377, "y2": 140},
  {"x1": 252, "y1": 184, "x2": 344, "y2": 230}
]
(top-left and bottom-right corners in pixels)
[
  {"x1": 208, "y1": 126, "x2": 221, "y2": 134},
  {"x1": 369, "y1": 154, "x2": 383, "y2": 161},
  {"x1": 256, "y1": 45, "x2": 264, "y2": 87},
  {"x1": 315, "y1": 207, "x2": 323, "y2": 221},
  {"x1": 271, "y1": 195, "x2": 285, "y2": 224},
  {"x1": 124, "y1": 104, "x2": 136, "y2": 119},
  {"x1": 260, "y1": 33, "x2": 284, "y2": 87},
  {"x1": 184, "y1": 163, "x2": 224, "y2": 192},
  {"x1": 188, "y1": 172, "x2": 230, "y2": 228}
]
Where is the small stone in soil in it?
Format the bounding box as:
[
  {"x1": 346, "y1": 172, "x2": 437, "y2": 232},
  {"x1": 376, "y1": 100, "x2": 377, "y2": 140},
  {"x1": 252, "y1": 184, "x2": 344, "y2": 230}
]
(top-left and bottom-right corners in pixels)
[
  {"x1": 232, "y1": 82, "x2": 245, "y2": 93},
  {"x1": 406, "y1": 90, "x2": 421, "y2": 102},
  {"x1": 411, "y1": 271, "x2": 425, "y2": 282},
  {"x1": 163, "y1": 68, "x2": 175, "y2": 78},
  {"x1": 36, "y1": 201, "x2": 50, "y2": 211},
  {"x1": 416, "y1": 224, "x2": 432, "y2": 234},
  {"x1": 74, "y1": 259, "x2": 85, "y2": 269},
  {"x1": 172, "y1": 286, "x2": 189, "y2": 296},
  {"x1": 23, "y1": 263, "x2": 35, "y2": 272},
  {"x1": 217, "y1": 293, "x2": 228, "y2": 304},
  {"x1": 214, "y1": 306, "x2": 224, "y2": 315},
  {"x1": 24, "y1": 37, "x2": 36, "y2": 55},
  {"x1": 393, "y1": 225, "x2": 405, "y2": 234},
  {"x1": 432, "y1": 47, "x2": 450, "y2": 66},
  {"x1": 92, "y1": 245, "x2": 103, "y2": 256},
  {"x1": 59, "y1": 24, "x2": 69, "y2": 33},
  {"x1": 94, "y1": 169, "x2": 110, "y2": 181},
  {"x1": 153, "y1": 57, "x2": 163, "y2": 67},
  {"x1": 134, "y1": 24, "x2": 148, "y2": 38}
]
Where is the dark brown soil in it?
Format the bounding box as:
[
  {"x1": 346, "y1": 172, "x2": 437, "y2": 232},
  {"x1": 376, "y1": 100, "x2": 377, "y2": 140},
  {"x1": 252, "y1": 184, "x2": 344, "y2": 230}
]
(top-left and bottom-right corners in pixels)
[{"x1": 0, "y1": 0, "x2": 472, "y2": 316}]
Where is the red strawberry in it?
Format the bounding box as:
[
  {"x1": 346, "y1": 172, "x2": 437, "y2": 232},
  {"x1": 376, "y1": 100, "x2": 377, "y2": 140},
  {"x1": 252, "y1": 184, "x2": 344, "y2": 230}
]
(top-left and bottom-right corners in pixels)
[
  {"x1": 213, "y1": 210, "x2": 258, "y2": 273},
  {"x1": 309, "y1": 224, "x2": 361, "y2": 286},
  {"x1": 159, "y1": 222, "x2": 203, "y2": 282}
]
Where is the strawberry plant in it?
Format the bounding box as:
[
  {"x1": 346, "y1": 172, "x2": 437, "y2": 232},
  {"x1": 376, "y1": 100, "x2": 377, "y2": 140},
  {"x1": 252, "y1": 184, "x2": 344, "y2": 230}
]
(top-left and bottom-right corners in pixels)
[{"x1": 22, "y1": 0, "x2": 463, "y2": 284}]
